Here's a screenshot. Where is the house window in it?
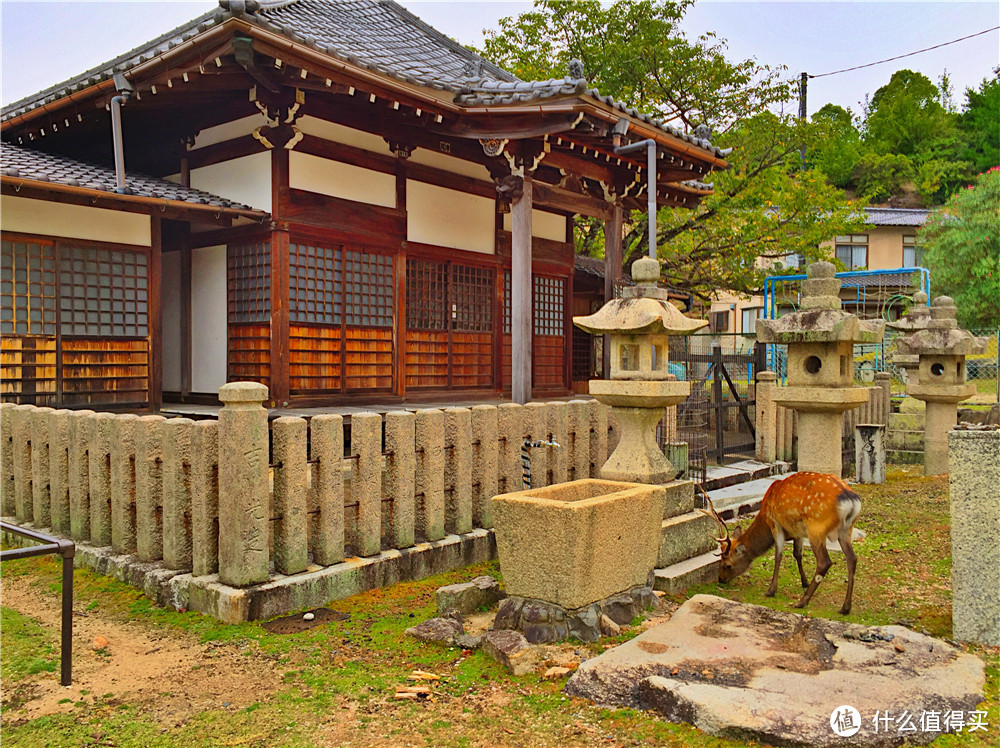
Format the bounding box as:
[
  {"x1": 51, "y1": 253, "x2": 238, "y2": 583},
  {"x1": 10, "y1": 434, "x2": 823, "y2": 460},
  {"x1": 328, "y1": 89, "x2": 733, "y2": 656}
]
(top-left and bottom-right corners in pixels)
[
  {"x1": 710, "y1": 310, "x2": 730, "y2": 333},
  {"x1": 533, "y1": 276, "x2": 565, "y2": 336},
  {"x1": 1, "y1": 238, "x2": 56, "y2": 335},
  {"x1": 406, "y1": 259, "x2": 493, "y2": 332},
  {"x1": 741, "y1": 306, "x2": 763, "y2": 335},
  {"x1": 902, "y1": 235, "x2": 924, "y2": 268},
  {"x1": 343, "y1": 250, "x2": 393, "y2": 328},
  {"x1": 783, "y1": 253, "x2": 805, "y2": 269},
  {"x1": 228, "y1": 240, "x2": 271, "y2": 324},
  {"x1": 289, "y1": 243, "x2": 340, "y2": 326},
  {"x1": 58, "y1": 245, "x2": 148, "y2": 337},
  {"x1": 835, "y1": 235, "x2": 868, "y2": 270}
]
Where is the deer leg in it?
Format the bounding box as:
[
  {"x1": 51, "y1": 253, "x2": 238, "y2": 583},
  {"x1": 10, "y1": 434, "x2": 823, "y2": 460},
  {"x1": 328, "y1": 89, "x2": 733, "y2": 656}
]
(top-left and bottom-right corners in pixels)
[
  {"x1": 838, "y1": 528, "x2": 857, "y2": 615},
  {"x1": 792, "y1": 538, "x2": 808, "y2": 588},
  {"x1": 794, "y1": 535, "x2": 833, "y2": 609},
  {"x1": 766, "y1": 528, "x2": 785, "y2": 598}
]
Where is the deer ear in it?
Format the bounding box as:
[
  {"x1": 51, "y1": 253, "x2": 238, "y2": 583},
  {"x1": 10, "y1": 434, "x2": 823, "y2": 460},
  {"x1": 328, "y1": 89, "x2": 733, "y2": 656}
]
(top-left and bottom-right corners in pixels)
[{"x1": 732, "y1": 526, "x2": 743, "y2": 539}]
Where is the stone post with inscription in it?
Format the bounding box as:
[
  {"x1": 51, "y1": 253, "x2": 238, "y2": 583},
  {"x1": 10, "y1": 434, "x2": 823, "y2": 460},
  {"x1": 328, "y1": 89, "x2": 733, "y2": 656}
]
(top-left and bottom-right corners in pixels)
[{"x1": 218, "y1": 382, "x2": 270, "y2": 587}]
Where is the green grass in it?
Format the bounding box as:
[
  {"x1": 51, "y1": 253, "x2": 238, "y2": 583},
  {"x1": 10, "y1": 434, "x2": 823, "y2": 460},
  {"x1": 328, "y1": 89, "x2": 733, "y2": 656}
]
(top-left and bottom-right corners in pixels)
[{"x1": 1, "y1": 469, "x2": 997, "y2": 747}]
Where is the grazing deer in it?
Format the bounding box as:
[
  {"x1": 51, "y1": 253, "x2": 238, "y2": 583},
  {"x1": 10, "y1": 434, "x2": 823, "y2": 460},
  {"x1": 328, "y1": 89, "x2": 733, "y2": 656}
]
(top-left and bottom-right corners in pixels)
[{"x1": 700, "y1": 472, "x2": 861, "y2": 615}]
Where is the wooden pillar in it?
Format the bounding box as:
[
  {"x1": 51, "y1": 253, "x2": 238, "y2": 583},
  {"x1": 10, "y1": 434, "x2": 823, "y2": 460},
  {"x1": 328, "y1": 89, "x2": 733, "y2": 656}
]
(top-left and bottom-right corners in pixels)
[
  {"x1": 602, "y1": 203, "x2": 623, "y2": 378},
  {"x1": 394, "y1": 150, "x2": 408, "y2": 398},
  {"x1": 270, "y1": 148, "x2": 290, "y2": 407},
  {"x1": 180, "y1": 244, "x2": 192, "y2": 397},
  {"x1": 511, "y1": 174, "x2": 533, "y2": 404},
  {"x1": 148, "y1": 217, "x2": 163, "y2": 411}
]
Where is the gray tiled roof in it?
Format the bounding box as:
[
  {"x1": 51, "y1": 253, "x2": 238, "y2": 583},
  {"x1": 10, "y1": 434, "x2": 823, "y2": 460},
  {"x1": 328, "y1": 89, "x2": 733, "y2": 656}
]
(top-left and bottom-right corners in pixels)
[
  {"x1": 864, "y1": 207, "x2": 929, "y2": 226},
  {"x1": 1, "y1": 1, "x2": 726, "y2": 162},
  {"x1": 1, "y1": 144, "x2": 265, "y2": 213},
  {"x1": 456, "y1": 80, "x2": 729, "y2": 159}
]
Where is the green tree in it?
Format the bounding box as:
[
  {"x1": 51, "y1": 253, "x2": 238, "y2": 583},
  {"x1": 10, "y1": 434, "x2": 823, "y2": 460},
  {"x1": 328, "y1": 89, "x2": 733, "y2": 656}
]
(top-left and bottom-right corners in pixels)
[
  {"x1": 809, "y1": 103, "x2": 862, "y2": 188},
  {"x1": 480, "y1": 0, "x2": 862, "y2": 297},
  {"x1": 919, "y1": 167, "x2": 1000, "y2": 328},
  {"x1": 863, "y1": 69, "x2": 957, "y2": 157},
  {"x1": 959, "y1": 72, "x2": 1000, "y2": 173}
]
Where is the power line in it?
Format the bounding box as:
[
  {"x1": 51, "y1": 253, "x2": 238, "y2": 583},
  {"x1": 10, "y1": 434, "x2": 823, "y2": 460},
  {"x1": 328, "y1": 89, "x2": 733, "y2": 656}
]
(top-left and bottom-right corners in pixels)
[{"x1": 809, "y1": 26, "x2": 1000, "y2": 79}]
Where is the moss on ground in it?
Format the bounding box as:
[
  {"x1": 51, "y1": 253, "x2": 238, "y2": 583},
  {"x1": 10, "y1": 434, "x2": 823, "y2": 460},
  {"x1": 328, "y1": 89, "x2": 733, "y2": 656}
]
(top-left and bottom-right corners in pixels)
[{"x1": 1, "y1": 468, "x2": 997, "y2": 747}]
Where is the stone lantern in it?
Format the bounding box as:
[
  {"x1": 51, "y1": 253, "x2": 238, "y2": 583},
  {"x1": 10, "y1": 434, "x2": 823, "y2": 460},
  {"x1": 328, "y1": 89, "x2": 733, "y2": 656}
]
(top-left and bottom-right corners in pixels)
[
  {"x1": 897, "y1": 295, "x2": 987, "y2": 475},
  {"x1": 756, "y1": 261, "x2": 884, "y2": 477},
  {"x1": 573, "y1": 256, "x2": 707, "y2": 484},
  {"x1": 887, "y1": 291, "x2": 932, "y2": 384}
]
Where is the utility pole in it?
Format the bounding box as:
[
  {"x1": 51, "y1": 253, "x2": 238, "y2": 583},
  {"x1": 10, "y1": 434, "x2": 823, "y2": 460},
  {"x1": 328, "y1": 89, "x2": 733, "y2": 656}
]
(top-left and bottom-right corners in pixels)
[{"x1": 798, "y1": 72, "x2": 808, "y2": 168}]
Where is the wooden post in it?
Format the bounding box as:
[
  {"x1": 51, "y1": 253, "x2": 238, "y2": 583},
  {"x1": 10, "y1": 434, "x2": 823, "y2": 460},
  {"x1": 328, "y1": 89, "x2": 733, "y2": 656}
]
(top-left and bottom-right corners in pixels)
[
  {"x1": 149, "y1": 217, "x2": 163, "y2": 411},
  {"x1": 270, "y1": 148, "x2": 290, "y2": 407},
  {"x1": 511, "y1": 174, "x2": 533, "y2": 404},
  {"x1": 712, "y1": 347, "x2": 724, "y2": 462},
  {"x1": 602, "y1": 203, "x2": 623, "y2": 378}
]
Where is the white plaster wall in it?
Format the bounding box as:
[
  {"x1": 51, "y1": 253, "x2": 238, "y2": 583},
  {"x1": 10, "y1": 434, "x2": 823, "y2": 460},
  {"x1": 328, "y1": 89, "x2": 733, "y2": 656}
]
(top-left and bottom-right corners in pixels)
[
  {"x1": 408, "y1": 148, "x2": 492, "y2": 181},
  {"x1": 191, "y1": 113, "x2": 271, "y2": 150},
  {"x1": 1, "y1": 195, "x2": 151, "y2": 246},
  {"x1": 289, "y1": 151, "x2": 396, "y2": 208},
  {"x1": 161, "y1": 250, "x2": 183, "y2": 392},
  {"x1": 190, "y1": 245, "x2": 228, "y2": 394},
  {"x1": 503, "y1": 209, "x2": 568, "y2": 242},
  {"x1": 406, "y1": 180, "x2": 494, "y2": 254},
  {"x1": 297, "y1": 116, "x2": 392, "y2": 155},
  {"x1": 190, "y1": 152, "x2": 272, "y2": 212}
]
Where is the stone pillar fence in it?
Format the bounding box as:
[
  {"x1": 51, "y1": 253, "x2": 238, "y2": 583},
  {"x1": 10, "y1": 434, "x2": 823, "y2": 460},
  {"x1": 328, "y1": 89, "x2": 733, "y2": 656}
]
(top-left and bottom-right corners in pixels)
[
  {"x1": 0, "y1": 388, "x2": 615, "y2": 589},
  {"x1": 756, "y1": 371, "x2": 892, "y2": 465}
]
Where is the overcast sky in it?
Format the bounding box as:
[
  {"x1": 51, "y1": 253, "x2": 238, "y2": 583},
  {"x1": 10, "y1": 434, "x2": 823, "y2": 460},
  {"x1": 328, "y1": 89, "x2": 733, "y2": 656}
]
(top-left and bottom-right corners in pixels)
[{"x1": 2, "y1": 1, "x2": 997, "y2": 119}]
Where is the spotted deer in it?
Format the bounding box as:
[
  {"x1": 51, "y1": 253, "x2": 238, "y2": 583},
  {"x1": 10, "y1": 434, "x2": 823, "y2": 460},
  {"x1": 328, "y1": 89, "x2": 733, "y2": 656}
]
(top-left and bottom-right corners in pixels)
[{"x1": 701, "y1": 472, "x2": 862, "y2": 615}]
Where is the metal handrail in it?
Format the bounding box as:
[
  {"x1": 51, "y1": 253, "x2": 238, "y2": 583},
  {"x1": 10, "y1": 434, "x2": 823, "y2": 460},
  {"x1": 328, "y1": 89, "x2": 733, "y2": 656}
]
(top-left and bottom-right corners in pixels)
[{"x1": 0, "y1": 522, "x2": 74, "y2": 685}]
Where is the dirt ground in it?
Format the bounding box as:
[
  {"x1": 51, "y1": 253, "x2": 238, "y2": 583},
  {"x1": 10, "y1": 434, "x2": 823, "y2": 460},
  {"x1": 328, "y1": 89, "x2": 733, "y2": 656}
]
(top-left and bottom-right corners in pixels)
[{"x1": 0, "y1": 574, "x2": 277, "y2": 726}]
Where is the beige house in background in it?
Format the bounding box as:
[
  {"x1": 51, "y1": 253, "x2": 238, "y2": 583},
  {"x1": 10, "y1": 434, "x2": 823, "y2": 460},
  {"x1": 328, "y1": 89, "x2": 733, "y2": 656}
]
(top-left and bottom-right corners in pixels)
[{"x1": 709, "y1": 207, "x2": 929, "y2": 336}]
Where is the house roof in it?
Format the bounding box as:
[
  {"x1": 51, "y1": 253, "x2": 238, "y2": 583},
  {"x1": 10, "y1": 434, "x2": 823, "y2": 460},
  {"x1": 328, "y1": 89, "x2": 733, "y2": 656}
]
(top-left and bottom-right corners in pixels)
[
  {"x1": 864, "y1": 207, "x2": 929, "y2": 227},
  {"x1": 1, "y1": 144, "x2": 267, "y2": 217},
  {"x1": 1, "y1": 0, "x2": 727, "y2": 161}
]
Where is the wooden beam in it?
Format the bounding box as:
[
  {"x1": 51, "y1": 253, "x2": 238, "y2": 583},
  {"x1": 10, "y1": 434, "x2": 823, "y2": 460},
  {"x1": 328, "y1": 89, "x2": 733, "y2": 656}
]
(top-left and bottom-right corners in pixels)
[
  {"x1": 430, "y1": 113, "x2": 582, "y2": 140},
  {"x1": 532, "y1": 181, "x2": 611, "y2": 221},
  {"x1": 394, "y1": 154, "x2": 407, "y2": 399},
  {"x1": 180, "y1": 244, "x2": 192, "y2": 397},
  {"x1": 511, "y1": 174, "x2": 533, "y2": 405}
]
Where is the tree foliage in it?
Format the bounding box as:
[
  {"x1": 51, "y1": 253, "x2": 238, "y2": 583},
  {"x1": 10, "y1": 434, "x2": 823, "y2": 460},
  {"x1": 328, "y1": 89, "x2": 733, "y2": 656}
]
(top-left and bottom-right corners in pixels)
[
  {"x1": 919, "y1": 168, "x2": 1000, "y2": 328},
  {"x1": 959, "y1": 73, "x2": 1000, "y2": 174},
  {"x1": 480, "y1": 0, "x2": 862, "y2": 298}
]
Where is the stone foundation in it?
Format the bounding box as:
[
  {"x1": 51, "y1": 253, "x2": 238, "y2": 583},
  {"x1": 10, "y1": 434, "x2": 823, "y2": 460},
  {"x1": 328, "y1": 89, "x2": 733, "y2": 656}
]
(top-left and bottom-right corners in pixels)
[
  {"x1": 2, "y1": 519, "x2": 495, "y2": 623},
  {"x1": 493, "y1": 586, "x2": 657, "y2": 643}
]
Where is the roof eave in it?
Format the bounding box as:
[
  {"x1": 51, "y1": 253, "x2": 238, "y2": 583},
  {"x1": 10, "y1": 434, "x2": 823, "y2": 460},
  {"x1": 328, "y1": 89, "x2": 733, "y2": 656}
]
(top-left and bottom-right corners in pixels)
[{"x1": 1, "y1": 176, "x2": 270, "y2": 222}]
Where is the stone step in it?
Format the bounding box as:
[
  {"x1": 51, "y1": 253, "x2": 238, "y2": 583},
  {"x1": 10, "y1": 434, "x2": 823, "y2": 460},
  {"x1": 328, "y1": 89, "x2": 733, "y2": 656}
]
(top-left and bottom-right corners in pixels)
[
  {"x1": 653, "y1": 551, "x2": 720, "y2": 595},
  {"x1": 701, "y1": 460, "x2": 789, "y2": 493},
  {"x1": 890, "y1": 412, "x2": 925, "y2": 430},
  {"x1": 888, "y1": 449, "x2": 923, "y2": 465},
  {"x1": 703, "y1": 474, "x2": 790, "y2": 521},
  {"x1": 657, "y1": 511, "x2": 718, "y2": 569},
  {"x1": 887, "y1": 429, "x2": 924, "y2": 450}
]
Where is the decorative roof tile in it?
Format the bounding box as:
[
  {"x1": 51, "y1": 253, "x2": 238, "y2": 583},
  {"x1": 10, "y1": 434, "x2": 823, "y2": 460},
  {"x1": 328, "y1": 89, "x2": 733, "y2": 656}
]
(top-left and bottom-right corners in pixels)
[{"x1": 1, "y1": 144, "x2": 265, "y2": 214}]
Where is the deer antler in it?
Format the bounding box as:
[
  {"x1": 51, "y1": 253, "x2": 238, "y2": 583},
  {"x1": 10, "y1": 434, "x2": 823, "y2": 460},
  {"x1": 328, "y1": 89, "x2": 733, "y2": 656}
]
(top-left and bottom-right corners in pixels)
[{"x1": 697, "y1": 486, "x2": 730, "y2": 544}]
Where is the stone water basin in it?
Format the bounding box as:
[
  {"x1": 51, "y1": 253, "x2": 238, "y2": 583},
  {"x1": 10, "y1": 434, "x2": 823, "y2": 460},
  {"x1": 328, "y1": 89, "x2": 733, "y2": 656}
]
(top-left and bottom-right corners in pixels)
[{"x1": 492, "y1": 479, "x2": 666, "y2": 610}]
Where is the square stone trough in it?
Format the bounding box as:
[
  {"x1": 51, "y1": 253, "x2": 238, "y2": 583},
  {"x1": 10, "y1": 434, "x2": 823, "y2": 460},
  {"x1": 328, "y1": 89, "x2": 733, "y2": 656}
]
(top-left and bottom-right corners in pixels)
[{"x1": 492, "y1": 479, "x2": 666, "y2": 610}]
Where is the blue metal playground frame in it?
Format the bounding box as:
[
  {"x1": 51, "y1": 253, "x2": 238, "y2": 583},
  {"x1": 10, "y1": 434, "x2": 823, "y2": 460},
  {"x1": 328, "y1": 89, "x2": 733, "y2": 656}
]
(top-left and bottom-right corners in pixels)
[{"x1": 761, "y1": 266, "x2": 932, "y2": 377}]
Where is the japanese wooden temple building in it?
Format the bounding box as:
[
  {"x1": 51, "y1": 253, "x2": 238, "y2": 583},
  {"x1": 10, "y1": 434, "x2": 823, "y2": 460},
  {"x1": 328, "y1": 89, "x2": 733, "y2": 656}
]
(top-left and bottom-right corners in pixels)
[{"x1": 1, "y1": 0, "x2": 725, "y2": 411}]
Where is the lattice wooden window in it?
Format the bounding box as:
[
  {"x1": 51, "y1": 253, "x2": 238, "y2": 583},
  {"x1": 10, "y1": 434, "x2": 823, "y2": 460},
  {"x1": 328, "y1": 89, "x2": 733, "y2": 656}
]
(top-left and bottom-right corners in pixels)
[
  {"x1": 533, "y1": 275, "x2": 565, "y2": 336},
  {"x1": 450, "y1": 264, "x2": 494, "y2": 332},
  {"x1": 58, "y1": 245, "x2": 148, "y2": 337},
  {"x1": 228, "y1": 240, "x2": 270, "y2": 324},
  {"x1": 502, "y1": 270, "x2": 511, "y2": 334},
  {"x1": 1, "y1": 238, "x2": 56, "y2": 335},
  {"x1": 406, "y1": 258, "x2": 447, "y2": 330},
  {"x1": 290, "y1": 243, "x2": 341, "y2": 326},
  {"x1": 344, "y1": 250, "x2": 393, "y2": 327}
]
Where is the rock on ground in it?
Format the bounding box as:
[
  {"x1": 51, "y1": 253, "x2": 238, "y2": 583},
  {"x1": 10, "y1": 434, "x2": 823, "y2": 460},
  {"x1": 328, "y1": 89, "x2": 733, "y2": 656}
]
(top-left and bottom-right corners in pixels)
[
  {"x1": 404, "y1": 617, "x2": 464, "y2": 645},
  {"x1": 436, "y1": 575, "x2": 504, "y2": 616},
  {"x1": 565, "y1": 594, "x2": 984, "y2": 748},
  {"x1": 481, "y1": 630, "x2": 537, "y2": 675}
]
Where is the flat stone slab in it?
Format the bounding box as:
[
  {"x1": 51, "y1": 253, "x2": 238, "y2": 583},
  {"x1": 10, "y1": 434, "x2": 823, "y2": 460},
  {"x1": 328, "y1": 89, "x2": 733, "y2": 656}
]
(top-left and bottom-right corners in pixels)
[{"x1": 566, "y1": 595, "x2": 985, "y2": 747}]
